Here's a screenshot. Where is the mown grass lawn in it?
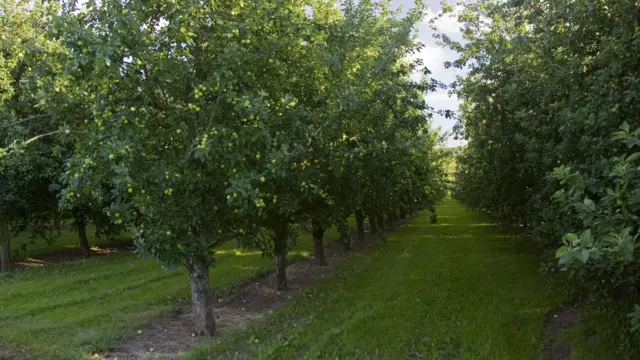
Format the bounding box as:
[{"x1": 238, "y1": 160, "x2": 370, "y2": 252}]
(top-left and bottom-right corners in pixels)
[
  {"x1": 0, "y1": 228, "x2": 339, "y2": 360},
  {"x1": 184, "y1": 199, "x2": 573, "y2": 359}
]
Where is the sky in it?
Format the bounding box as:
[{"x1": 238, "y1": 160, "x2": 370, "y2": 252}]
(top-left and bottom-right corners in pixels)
[{"x1": 392, "y1": 0, "x2": 467, "y2": 147}]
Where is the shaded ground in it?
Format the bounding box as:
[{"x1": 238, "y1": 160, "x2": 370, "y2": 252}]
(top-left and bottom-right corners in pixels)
[
  {"x1": 542, "y1": 306, "x2": 582, "y2": 360},
  {"x1": 10, "y1": 226, "x2": 132, "y2": 262},
  {"x1": 11, "y1": 242, "x2": 134, "y2": 270}
]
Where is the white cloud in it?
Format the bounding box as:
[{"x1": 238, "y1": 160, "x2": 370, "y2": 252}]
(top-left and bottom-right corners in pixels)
[
  {"x1": 405, "y1": 2, "x2": 467, "y2": 147},
  {"x1": 425, "y1": 5, "x2": 466, "y2": 43}
]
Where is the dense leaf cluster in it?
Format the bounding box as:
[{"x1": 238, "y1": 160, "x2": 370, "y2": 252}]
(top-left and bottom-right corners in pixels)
[{"x1": 448, "y1": 0, "x2": 640, "y2": 323}]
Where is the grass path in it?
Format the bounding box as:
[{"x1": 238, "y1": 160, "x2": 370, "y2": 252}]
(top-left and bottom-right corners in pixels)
[
  {"x1": 185, "y1": 199, "x2": 569, "y2": 359},
  {"x1": 3, "y1": 200, "x2": 627, "y2": 360}
]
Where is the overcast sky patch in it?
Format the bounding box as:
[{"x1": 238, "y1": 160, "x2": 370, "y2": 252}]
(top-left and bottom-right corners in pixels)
[{"x1": 393, "y1": 0, "x2": 466, "y2": 147}]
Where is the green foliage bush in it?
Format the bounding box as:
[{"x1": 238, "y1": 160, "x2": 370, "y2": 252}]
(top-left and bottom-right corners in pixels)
[
  {"x1": 447, "y1": 0, "x2": 640, "y2": 330},
  {"x1": 552, "y1": 124, "x2": 640, "y2": 298}
]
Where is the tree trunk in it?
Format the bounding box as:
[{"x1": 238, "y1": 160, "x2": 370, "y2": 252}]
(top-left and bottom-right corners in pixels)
[
  {"x1": 377, "y1": 214, "x2": 385, "y2": 230},
  {"x1": 188, "y1": 257, "x2": 216, "y2": 336},
  {"x1": 0, "y1": 214, "x2": 10, "y2": 273},
  {"x1": 387, "y1": 211, "x2": 395, "y2": 224},
  {"x1": 54, "y1": 212, "x2": 62, "y2": 230},
  {"x1": 370, "y1": 216, "x2": 378, "y2": 235},
  {"x1": 337, "y1": 221, "x2": 352, "y2": 251},
  {"x1": 312, "y1": 219, "x2": 327, "y2": 266},
  {"x1": 274, "y1": 223, "x2": 288, "y2": 290},
  {"x1": 355, "y1": 209, "x2": 365, "y2": 242},
  {"x1": 77, "y1": 218, "x2": 92, "y2": 257},
  {"x1": 399, "y1": 207, "x2": 407, "y2": 219}
]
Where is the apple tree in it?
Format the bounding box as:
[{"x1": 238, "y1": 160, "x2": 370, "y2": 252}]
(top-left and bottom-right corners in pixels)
[
  {"x1": 54, "y1": 0, "x2": 335, "y2": 334},
  {"x1": 0, "y1": 0, "x2": 64, "y2": 272}
]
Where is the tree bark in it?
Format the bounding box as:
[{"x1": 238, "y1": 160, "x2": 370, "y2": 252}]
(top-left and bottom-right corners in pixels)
[
  {"x1": 77, "y1": 218, "x2": 92, "y2": 257},
  {"x1": 188, "y1": 257, "x2": 216, "y2": 336},
  {"x1": 355, "y1": 209, "x2": 365, "y2": 242},
  {"x1": 337, "y1": 221, "x2": 352, "y2": 251},
  {"x1": 0, "y1": 214, "x2": 10, "y2": 273},
  {"x1": 54, "y1": 212, "x2": 62, "y2": 230},
  {"x1": 377, "y1": 214, "x2": 385, "y2": 230},
  {"x1": 387, "y1": 211, "x2": 395, "y2": 224},
  {"x1": 312, "y1": 219, "x2": 327, "y2": 266},
  {"x1": 274, "y1": 222, "x2": 288, "y2": 290},
  {"x1": 369, "y1": 216, "x2": 378, "y2": 235}
]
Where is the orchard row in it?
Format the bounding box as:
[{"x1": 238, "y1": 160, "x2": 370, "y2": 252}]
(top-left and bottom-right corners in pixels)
[
  {"x1": 448, "y1": 0, "x2": 640, "y2": 331},
  {"x1": 0, "y1": 0, "x2": 447, "y2": 335}
]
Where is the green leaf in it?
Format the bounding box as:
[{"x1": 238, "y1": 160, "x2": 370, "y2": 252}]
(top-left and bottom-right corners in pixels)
[
  {"x1": 558, "y1": 251, "x2": 574, "y2": 266},
  {"x1": 563, "y1": 233, "x2": 578, "y2": 244},
  {"x1": 621, "y1": 240, "x2": 634, "y2": 262},
  {"x1": 583, "y1": 198, "x2": 595, "y2": 211},
  {"x1": 612, "y1": 131, "x2": 628, "y2": 140},
  {"x1": 556, "y1": 246, "x2": 570, "y2": 259},
  {"x1": 579, "y1": 249, "x2": 590, "y2": 263},
  {"x1": 626, "y1": 153, "x2": 640, "y2": 163}
]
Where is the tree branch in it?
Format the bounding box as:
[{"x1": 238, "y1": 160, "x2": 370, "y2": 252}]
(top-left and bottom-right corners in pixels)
[
  {"x1": 0, "y1": 114, "x2": 48, "y2": 129},
  {"x1": 20, "y1": 130, "x2": 62, "y2": 146}
]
